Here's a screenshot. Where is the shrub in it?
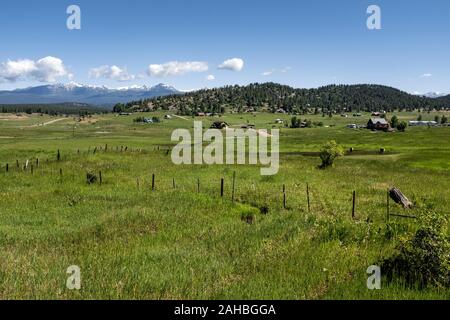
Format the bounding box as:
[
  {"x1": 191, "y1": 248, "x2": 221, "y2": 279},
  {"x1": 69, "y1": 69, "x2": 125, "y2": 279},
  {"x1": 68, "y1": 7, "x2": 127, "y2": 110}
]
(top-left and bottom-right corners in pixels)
[
  {"x1": 319, "y1": 140, "x2": 344, "y2": 169},
  {"x1": 397, "y1": 121, "x2": 407, "y2": 132},
  {"x1": 381, "y1": 210, "x2": 449, "y2": 288}
]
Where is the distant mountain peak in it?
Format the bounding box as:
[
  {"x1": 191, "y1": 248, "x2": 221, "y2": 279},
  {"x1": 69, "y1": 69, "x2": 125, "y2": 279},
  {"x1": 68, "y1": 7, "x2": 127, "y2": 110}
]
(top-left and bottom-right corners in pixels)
[{"x1": 414, "y1": 91, "x2": 447, "y2": 98}]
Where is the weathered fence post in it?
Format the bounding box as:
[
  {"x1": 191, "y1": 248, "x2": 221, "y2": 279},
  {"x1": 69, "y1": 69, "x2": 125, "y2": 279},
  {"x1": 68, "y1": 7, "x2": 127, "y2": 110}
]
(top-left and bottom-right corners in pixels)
[
  {"x1": 283, "y1": 184, "x2": 287, "y2": 209},
  {"x1": 36, "y1": 158, "x2": 39, "y2": 167},
  {"x1": 57, "y1": 149, "x2": 61, "y2": 161},
  {"x1": 306, "y1": 183, "x2": 311, "y2": 213},
  {"x1": 16, "y1": 160, "x2": 19, "y2": 169},
  {"x1": 220, "y1": 178, "x2": 224, "y2": 197},
  {"x1": 152, "y1": 173, "x2": 155, "y2": 191},
  {"x1": 197, "y1": 178, "x2": 200, "y2": 193},
  {"x1": 99, "y1": 171, "x2": 102, "y2": 185},
  {"x1": 173, "y1": 178, "x2": 176, "y2": 189},
  {"x1": 231, "y1": 171, "x2": 236, "y2": 203},
  {"x1": 352, "y1": 190, "x2": 356, "y2": 219},
  {"x1": 6, "y1": 163, "x2": 9, "y2": 172}
]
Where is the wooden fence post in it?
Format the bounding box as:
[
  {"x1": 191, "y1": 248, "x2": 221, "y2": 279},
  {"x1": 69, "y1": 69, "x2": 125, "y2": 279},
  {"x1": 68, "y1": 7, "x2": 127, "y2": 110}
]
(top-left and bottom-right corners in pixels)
[
  {"x1": 197, "y1": 178, "x2": 200, "y2": 193},
  {"x1": 220, "y1": 178, "x2": 224, "y2": 197},
  {"x1": 36, "y1": 158, "x2": 39, "y2": 167},
  {"x1": 231, "y1": 171, "x2": 236, "y2": 202},
  {"x1": 173, "y1": 178, "x2": 176, "y2": 189},
  {"x1": 352, "y1": 191, "x2": 356, "y2": 219},
  {"x1": 57, "y1": 149, "x2": 61, "y2": 161},
  {"x1": 99, "y1": 171, "x2": 102, "y2": 185},
  {"x1": 283, "y1": 184, "x2": 286, "y2": 209},
  {"x1": 152, "y1": 174, "x2": 155, "y2": 191},
  {"x1": 6, "y1": 163, "x2": 8, "y2": 172}
]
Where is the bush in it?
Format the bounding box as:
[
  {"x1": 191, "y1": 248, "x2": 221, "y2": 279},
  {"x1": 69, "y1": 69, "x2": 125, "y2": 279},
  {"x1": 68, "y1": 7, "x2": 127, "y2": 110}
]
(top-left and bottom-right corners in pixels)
[
  {"x1": 319, "y1": 140, "x2": 344, "y2": 169},
  {"x1": 381, "y1": 210, "x2": 449, "y2": 288},
  {"x1": 397, "y1": 121, "x2": 407, "y2": 132}
]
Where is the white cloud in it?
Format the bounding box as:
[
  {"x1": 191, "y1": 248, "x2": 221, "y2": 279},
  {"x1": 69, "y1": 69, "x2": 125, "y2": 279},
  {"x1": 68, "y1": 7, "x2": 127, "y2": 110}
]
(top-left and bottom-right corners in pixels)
[
  {"x1": 0, "y1": 56, "x2": 69, "y2": 82},
  {"x1": 261, "y1": 66, "x2": 291, "y2": 76},
  {"x1": 218, "y1": 58, "x2": 244, "y2": 71},
  {"x1": 206, "y1": 74, "x2": 215, "y2": 81},
  {"x1": 420, "y1": 73, "x2": 432, "y2": 78},
  {"x1": 89, "y1": 65, "x2": 135, "y2": 81},
  {"x1": 147, "y1": 61, "x2": 208, "y2": 77}
]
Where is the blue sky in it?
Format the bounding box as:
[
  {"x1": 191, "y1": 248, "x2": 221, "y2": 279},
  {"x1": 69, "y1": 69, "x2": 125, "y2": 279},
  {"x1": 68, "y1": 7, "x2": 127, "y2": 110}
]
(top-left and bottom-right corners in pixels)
[{"x1": 0, "y1": 0, "x2": 449, "y2": 94}]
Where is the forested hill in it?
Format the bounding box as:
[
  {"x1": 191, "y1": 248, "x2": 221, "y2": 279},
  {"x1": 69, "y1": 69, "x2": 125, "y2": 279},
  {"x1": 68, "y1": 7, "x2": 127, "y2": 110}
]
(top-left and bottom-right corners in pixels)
[{"x1": 113, "y1": 83, "x2": 450, "y2": 115}]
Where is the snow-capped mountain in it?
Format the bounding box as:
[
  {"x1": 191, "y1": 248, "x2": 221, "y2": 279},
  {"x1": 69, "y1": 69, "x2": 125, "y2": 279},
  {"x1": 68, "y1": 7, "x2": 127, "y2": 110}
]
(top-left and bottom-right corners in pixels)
[
  {"x1": 0, "y1": 82, "x2": 181, "y2": 106},
  {"x1": 416, "y1": 92, "x2": 448, "y2": 98}
]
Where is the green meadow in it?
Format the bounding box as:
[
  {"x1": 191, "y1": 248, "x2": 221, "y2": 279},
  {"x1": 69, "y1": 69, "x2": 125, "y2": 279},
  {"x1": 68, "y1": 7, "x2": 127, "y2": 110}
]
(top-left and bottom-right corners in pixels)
[{"x1": 0, "y1": 111, "x2": 449, "y2": 299}]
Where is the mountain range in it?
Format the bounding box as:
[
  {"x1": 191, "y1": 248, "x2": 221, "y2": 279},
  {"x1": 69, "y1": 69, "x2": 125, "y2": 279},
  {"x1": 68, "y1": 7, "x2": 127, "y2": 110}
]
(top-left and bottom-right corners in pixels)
[{"x1": 0, "y1": 82, "x2": 181, "y2": 106}]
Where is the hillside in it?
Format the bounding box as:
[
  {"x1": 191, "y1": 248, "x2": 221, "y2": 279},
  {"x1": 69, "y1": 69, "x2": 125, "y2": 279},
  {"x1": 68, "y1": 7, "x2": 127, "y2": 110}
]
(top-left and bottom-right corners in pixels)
[{"x1": 114, "y1": 83, "x2": 450, "y2": 115}]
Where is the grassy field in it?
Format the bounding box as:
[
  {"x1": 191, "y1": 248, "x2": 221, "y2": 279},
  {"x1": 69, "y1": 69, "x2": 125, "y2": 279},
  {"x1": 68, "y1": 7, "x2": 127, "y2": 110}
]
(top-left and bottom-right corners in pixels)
[{"x1": 0, "y1": 111, "x2": 449, "y2": 299}]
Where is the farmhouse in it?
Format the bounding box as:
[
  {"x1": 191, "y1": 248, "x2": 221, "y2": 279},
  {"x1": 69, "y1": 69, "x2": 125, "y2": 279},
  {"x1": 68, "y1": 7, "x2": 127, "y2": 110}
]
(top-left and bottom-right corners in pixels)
[{"x1": 367, "y1": 118, "x2": 389, "y2": 131}]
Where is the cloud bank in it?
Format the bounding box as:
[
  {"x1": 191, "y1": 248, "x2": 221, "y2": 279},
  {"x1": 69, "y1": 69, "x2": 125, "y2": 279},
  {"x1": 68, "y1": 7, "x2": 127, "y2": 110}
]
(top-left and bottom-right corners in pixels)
[
  {"x1": 89, "y1": 65, "x2": 135, "y2": 81},
  {"x1": 147, "y1": 61, "x2": 208, "y2": 77},
  {"x1": 0, "y1": 56, "x2": 70, "y2": 82}
]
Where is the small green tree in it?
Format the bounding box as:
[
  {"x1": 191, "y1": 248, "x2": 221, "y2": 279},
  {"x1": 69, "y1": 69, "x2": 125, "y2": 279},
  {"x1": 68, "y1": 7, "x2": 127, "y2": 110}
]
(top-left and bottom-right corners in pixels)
[
  {"x1": 390, "y1": 115, "x2": 399, "y2": 128},
  {"x1": 397, "y1": 121, "x2": 407, "y2": 132},
  {"x1": 319, "y1": 140, "x2": 344, "y2": 169},
  {"x1": 434, "y1": 115, "x2": 440, "y2": 123}
]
